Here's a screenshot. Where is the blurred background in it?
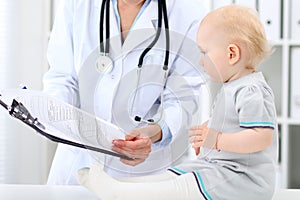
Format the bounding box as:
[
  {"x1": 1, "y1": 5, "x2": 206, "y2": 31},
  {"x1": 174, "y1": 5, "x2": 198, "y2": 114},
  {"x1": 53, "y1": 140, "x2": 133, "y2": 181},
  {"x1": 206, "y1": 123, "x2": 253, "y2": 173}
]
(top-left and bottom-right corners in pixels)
[
  {"x1": 0, "y1": 0, "x2": 299, "y2": 189},
  {"x1": 0, "y1": 0, "x2": 54, "y2": 184}
]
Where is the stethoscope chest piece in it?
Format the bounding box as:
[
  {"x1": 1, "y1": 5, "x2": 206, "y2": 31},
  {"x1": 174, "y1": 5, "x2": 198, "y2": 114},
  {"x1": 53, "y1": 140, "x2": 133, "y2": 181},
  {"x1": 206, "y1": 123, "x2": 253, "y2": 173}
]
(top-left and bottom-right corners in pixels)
[{"x1": 96, "y1": 55, "x2": 113, "y2": 74}]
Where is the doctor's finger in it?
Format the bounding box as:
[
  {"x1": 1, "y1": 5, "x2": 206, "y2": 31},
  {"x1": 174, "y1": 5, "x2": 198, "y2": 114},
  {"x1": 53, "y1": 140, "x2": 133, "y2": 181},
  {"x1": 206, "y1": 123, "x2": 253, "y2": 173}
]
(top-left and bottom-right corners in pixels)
[
  {"x1": 112, "y1": 146, "x2": 136, "y2": 159},
  {"x1": 113, "y1": 146, "x2": 151, "y2": 159},
  {"x1": 125, "y1": 130, "x2": 141, "y2": 141},
  {"x1": 116, "y1": 137, "x2": 152, "y2": 150},
  {"x1": 112, "y1": 146, "x2": 149, "y2": 160},
  {"x1": 113, "y1": 138, "x2": 149, "y2": 148},
  {"x1": 120, "y1": 158, "x2": 146, "y2": 166},
  {"x1": 115, "y1": 145, "x2": 151, "y2": 155}
]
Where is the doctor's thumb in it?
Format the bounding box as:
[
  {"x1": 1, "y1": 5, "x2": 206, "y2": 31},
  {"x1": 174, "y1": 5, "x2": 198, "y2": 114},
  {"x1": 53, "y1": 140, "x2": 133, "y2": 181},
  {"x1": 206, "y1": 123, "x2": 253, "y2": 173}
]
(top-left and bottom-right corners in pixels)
[{"x1": 125, "y1": 129, "x2": 141, "y2": 141}]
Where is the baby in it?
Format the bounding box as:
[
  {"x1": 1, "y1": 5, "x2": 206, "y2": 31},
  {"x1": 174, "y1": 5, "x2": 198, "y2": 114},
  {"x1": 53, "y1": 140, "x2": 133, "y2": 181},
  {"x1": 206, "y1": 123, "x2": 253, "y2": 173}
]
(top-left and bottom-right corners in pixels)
[{"x1": 77, "y1": 5, "x2": 278, "y2": 200}]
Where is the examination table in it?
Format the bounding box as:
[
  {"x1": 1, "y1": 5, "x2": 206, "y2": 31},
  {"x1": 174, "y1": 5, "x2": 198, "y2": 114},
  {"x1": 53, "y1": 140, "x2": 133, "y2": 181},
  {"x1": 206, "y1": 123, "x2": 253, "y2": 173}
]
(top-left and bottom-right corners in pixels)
[{"x1": 0, "y1": 184, "x2": 299, "y2": 200}]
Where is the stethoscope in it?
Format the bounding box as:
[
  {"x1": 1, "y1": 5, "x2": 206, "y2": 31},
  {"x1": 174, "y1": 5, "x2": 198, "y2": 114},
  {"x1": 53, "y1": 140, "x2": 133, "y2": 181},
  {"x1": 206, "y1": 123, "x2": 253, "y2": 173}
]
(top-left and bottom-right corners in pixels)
[{"x1": 96, "y1": 0, "x2": 170, "y2": 125}]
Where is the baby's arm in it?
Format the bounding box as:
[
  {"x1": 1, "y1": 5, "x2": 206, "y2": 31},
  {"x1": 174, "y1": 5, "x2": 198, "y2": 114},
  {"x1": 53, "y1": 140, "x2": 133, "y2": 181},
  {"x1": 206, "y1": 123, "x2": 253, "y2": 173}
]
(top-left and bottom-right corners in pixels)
[
  {"x1": 216, "y1": 128, "x2": 273, "y2": 154},
  {"x1": 189, "y1": 126, "x2": 273, "y2": 154},
  {"x1": 190, "y1": 84, "x2": 277, "y2": 154}
]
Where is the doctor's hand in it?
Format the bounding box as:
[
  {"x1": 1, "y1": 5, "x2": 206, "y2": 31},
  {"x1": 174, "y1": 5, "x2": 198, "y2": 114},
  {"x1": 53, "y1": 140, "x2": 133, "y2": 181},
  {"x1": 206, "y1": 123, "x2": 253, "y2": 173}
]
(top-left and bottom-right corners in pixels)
[{"x1": 112, "y1": 124, "x2": 162, "y2": 166}]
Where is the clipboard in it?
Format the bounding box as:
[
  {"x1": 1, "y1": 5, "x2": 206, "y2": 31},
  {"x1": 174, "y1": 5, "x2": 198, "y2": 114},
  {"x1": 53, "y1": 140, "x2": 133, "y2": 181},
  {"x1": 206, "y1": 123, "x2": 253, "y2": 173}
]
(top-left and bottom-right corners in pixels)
[{"x1": 0, "y1": 91, "x2": 133, "y2": 161}]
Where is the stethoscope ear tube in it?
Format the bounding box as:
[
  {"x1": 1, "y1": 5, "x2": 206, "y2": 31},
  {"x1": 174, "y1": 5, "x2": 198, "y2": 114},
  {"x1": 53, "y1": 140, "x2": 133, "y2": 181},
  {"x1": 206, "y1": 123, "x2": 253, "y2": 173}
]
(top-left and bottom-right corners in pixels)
[
  {"x1": 99, "y1": 0, "x2": 170, "y2": 69},
  {"x1": 138, "y1": 0, "x2": 163, "y2": 68},
  {"x1": 99, "y1": 0, "x2": 106, "y2": 53},
  {"x1": 138, "y1": 0, "x2": 170, "y2": 70},
  {"x1": 99, "y1": 0, "x2": 110, "y2": 54},
  {"x1": 161, "y1": 0, "x2": 170, "y2": 69},
  {"x1": 97, "y1": 0, "x2": 113, "y2": 73}
]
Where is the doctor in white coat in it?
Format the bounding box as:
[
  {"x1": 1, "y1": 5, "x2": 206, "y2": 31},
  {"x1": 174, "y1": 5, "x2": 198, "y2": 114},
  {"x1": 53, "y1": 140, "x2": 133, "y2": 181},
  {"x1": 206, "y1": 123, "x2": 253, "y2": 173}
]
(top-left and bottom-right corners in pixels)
[{"x1": 44, "y1": 0, "x2": 206, "y2": 185}]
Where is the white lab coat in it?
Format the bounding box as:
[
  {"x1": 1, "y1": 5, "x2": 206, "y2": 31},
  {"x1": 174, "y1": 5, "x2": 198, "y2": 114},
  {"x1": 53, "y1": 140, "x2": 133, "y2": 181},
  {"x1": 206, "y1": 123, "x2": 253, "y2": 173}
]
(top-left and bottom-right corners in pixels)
[{"x1": 44, "y1": 0, "x2": 206, "y2": 185}]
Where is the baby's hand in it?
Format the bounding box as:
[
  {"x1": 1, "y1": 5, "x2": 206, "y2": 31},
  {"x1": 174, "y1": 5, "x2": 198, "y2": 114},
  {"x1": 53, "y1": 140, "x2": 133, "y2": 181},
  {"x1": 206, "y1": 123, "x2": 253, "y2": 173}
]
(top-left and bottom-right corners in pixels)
[
  {"x1": 188, "y1": 121, "x2": 209, "y2": 155},
  {"x1": 189, "y1": 121, "x2": 219, "y2": 155}
]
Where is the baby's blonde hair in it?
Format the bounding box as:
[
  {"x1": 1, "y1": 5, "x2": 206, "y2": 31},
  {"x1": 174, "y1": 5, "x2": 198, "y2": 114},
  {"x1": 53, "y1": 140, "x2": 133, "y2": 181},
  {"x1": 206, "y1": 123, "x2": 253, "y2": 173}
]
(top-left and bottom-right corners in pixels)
[{"x1": 202, "y1": 5, "x2": 273, "y2": 68}]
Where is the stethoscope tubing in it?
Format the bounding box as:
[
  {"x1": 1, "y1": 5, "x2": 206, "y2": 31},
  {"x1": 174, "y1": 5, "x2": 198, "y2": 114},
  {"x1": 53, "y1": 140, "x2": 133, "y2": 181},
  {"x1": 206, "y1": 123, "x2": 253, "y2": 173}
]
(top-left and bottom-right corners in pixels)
[
  {"x1": 99, "y1": 0, "x2": 170, "y2": 67},
  {"x1": 99, "y1": 0, "x2": 110, "y2": 55},
  {"x1": 138, "y1": 0, "x2": 163, "y2": 68},
  {"x1": 98, "y1": 0, "x2": 170, "y2": 125}
]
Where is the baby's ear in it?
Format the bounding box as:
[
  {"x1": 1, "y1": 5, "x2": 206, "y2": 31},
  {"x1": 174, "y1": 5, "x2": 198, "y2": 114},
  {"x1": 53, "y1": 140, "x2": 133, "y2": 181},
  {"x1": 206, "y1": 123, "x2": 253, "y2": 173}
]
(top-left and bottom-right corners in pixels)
[{"x1": 227, "y1": 44, "x2": 240, "y2": 65}]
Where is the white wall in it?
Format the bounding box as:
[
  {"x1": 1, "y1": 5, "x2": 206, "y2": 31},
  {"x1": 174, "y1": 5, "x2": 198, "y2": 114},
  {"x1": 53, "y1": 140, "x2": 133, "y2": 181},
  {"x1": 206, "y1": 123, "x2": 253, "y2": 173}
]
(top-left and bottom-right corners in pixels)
[{"x1": 0, "y1": 0, "x2": 51, "y2": 184}]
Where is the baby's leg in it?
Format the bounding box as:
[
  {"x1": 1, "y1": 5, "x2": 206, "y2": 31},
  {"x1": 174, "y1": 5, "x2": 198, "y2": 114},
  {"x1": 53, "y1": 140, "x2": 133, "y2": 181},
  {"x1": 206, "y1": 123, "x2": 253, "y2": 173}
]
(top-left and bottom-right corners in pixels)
[{"x1": 78, "y1": 164, "x2": 204, "y2": 200}]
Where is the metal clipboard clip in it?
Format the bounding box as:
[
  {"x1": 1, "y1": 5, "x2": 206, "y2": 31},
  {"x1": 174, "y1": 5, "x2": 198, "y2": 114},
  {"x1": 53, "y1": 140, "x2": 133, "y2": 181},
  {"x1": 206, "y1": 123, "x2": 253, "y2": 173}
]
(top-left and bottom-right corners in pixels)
[{"x1": 0, "y1": 95, "x2": 133, "y2": 161}]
